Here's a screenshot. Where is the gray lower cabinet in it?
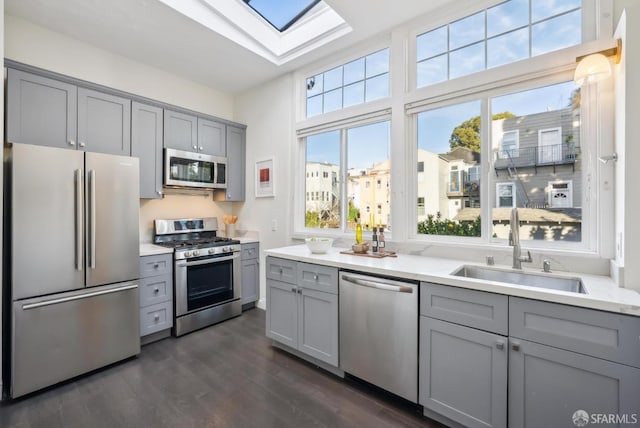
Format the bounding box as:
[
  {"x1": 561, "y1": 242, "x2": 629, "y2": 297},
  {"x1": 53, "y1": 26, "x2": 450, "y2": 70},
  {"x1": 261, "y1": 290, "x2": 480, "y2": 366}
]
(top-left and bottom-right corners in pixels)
[
  {"x1": 241, "y1": 243, "x2": 260, "y2": 308},
  {"x1": 131, "y1": 102, "x2": 164, "y2": 199},
  {"x1": 265, "y1": 257, "x2": 338, "y2": 366},
  {"x1": 509, "y1": 338, "x2": 640, "y2": 427},
  {"x1": 139, "y1": 254, "x2": 173, "y2": 341},
  {"x1": 7, "y1": 68, "x2": 131, "y2": 156}
]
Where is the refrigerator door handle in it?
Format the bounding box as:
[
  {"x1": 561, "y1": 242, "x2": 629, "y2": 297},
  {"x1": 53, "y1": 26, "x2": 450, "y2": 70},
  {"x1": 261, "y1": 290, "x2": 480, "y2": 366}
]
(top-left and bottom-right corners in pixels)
[
  {"x1": 89, "y1": 169, "x2": 96, "y2": 269},
  {"x1": 21, "y1": 283, "x2": 138, "y2": 310},
  {"x1": 75, "y1": 169, "x2": 83, "y2": 271}
]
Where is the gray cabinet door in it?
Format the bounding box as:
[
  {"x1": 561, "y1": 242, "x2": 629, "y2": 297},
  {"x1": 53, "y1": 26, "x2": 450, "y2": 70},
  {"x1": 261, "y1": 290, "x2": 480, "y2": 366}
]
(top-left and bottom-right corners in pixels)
[
  {"x1": 225, "y1": 126, "x2": 246, "y2": 201},
  {"x1": 132, "y1": 102, "x2": 164, "y2": 199},
  {"x1": 77, "y1": 88, "x2": 131, "y2": 156},
  {"x1": 509, "y1": 338, "x2": 640, "y2": 428},
  {"x1": 7, "y1": 69, "x2": 78, "y2": 150},
  {"x1": 420, "y1": 317, "x2": 507, "y2": 428},
  {"x1": 164, "y1": 110, "x2": 198, "y2": 152},
  {"x1": 298, "y1": 288, "x2": 339, "y2": 366},
  {"x1": 241, "y1": 258, "x2": 259, "y2": 305},
  {"x1": 198, "y1": 118, "x2": 226, "y2": 156},
  {"x1": 266, "y1": 280, "x2": 298, "y2": 348}
]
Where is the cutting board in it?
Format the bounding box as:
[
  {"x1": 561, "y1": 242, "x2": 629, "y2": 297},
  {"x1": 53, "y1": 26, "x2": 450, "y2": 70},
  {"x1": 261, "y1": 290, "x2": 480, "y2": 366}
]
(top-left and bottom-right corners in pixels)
[{"x1": 340, "y1": 250, "x2": 397, "y2": 258}]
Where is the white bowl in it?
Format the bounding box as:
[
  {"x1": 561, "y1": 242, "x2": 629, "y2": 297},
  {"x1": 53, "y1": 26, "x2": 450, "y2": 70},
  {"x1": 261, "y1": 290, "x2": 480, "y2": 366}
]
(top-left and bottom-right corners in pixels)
[{"x1": 305, "y1": 237, "x2": 333, "y2": 254}]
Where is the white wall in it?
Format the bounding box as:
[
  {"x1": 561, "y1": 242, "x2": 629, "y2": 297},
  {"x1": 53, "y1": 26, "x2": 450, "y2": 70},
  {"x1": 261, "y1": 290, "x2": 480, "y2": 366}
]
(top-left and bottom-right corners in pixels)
[
  {"x1": 233, "y1": 73, "x2": 296, "y2": 308},
  {"x1": 4, "y1": 15, "x2": 234, "y2": 120}
]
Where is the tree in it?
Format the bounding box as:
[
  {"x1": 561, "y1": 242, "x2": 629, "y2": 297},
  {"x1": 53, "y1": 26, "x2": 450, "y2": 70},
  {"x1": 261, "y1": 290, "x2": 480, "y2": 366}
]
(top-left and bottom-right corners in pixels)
[{"x1": 449, "y1": 112, "x2": 515, "y2": 152}]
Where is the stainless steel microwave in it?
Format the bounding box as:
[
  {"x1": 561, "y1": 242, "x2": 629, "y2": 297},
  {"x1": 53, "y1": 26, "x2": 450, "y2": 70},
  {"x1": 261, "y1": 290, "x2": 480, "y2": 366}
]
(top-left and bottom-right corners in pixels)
[{"x1": 164, "y1": 148, "x2": 227, "y2": 189}]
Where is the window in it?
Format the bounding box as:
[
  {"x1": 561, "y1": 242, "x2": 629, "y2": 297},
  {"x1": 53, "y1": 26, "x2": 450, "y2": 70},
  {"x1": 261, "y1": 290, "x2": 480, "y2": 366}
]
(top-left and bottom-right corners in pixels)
[
  {"x1": 499, "y1": 130, "x2": 519, "y2": 159},
  {"x1": 538, "y1": 127, "x2": 562, "y2": 163},
  {"x1": 306, "y1": 49, "x2": 390, "y2": 117},
  {"x1": 496, "y1": 183, "x2": 516, "y2": 208},
  {"x1": 417, "y1": 161, "x2": 424, "y2": 172},
  {"x1": 303, "y1": 120, "x2": 391, "y2": 232},
  {"x1": 416, "y1": 0, "x2": 582, "y2": 87},
  {"x1": 548, "y1": 180, "x2": 573, "y2": 208},
  {"x1": 417, "y1": 100, "x2": 482, "y2": 237},
  {"x1": 243, "y1": 0, "x2": 320, "y2": 32}
]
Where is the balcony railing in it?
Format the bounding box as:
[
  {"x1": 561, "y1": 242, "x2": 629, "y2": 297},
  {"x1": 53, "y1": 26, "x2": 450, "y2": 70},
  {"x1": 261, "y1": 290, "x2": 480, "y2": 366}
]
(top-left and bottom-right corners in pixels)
[{"x1": 494, "y1": 142, "x2": 578, "y2": 170}]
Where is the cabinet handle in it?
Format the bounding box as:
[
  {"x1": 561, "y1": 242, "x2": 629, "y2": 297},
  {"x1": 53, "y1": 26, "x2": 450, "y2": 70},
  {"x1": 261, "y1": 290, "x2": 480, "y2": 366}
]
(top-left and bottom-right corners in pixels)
[
  {"x1": 154, "y1": 263, "x2": 159, "y2": 269},
  {"x1": 313, "y1": 274, "x2": 318, "y2": 281},
  {"x1": 69, "y1": 140, "x2": 76, "y2": 146},
  {"x1": 154, "y1": 287, "x2": 159, "y2": 294},
  {"x1": 496, "y1": 341, "x2": 505, "y2": 350},
  {"x1": 227, "y1": 193, "x2": 232, "y2": 199},
  {"x1": 511, "y1": 342, "x2": 521, "y2": 352},
  {"x1": 157, "y1": 190, "x2": 163, "y2": 196},
  {"x1": 154, "y1": 314, "x2": 160, "y2": 322},
  {"x1": 297, "y1": 288, "x2": 302, "y2": 294},
  {"x1": 199, "y1": 146, "x2": 203, "y2": 151},
  {"x1": 279, "y1": 268, "x2": 283, "y2": 274},
  {"x1": 79, "y1": 142, "x2": 86, "y2": 148},
  {"x1": 192, "y1": 145, "x2": 197, "y2": 150},
  {"x1": 291, "y1": 286, "x2": 297, "y2": 293}
]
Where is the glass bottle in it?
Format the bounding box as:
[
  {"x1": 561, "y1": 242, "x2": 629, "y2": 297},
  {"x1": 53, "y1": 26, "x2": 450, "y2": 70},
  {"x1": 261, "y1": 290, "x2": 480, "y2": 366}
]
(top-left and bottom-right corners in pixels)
[
  {"x1": 355, "y1": 213, "x2": 363, "y2": 244},
  {"x1": 378, "y1": 227, "x2": 385, "y2": 254},
  {"x1": 371, "y1": 227, "x2": 378, "y2": 253}
]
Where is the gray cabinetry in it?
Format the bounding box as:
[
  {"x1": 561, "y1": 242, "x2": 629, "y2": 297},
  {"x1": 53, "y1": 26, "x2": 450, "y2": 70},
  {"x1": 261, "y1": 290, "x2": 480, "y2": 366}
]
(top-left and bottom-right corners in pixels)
[
  {"x1": 198, "y1": 118, "x2": 226, "y2": 156},
  {"x1": 419, "y1": 283, "x2": 508, "y2": 428},
  {"x1": 241, "y1": 243, "x2": 260, "y2": 309},
  {"x1": 265, "y1": 257, "x2": 339, "y2": 367},
  {"x1": 139, "y1": 254, "x2": 173, "y2": 342},
  {"x1": 7, "y1": 68, "x2": 77, "y2": 149},
  {"x1": 224, "y1": 126, "x2": 246, "y2": 201},
  {"x1": 131, "y1": 102, "x2": 163, "y2": 199},
  {"x1": 164, "y1": 109, "x2": 198, "y2": 152},
  {"x1": 7, "y1": 68, "x2": 131, "y2": 156}
]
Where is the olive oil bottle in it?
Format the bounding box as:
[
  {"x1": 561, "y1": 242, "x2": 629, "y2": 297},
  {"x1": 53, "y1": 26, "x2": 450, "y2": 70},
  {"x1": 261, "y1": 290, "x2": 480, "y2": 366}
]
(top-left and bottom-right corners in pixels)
[{"x1": 355, "y1": 213, "x2": 363, "y2": 244}]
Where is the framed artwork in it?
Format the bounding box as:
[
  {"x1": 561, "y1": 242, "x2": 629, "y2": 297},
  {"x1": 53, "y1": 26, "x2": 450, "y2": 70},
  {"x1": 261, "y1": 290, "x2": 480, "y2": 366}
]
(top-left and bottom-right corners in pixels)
[{"x1": 255, "y1": 157, "x2": 275, "y2": 197}]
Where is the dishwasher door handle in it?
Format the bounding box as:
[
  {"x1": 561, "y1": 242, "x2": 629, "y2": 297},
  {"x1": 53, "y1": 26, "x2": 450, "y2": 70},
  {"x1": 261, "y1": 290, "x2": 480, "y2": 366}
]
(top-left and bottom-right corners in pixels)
[{"x1": 341, "y1": 274, "x2": 414, "y2": 293}]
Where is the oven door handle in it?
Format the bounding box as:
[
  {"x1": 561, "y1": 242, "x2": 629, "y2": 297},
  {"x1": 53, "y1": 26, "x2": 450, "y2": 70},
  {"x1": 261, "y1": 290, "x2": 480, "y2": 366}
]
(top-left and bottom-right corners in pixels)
[{"x1": 176, "y1": 253, "x2": 239, "y2": 267}]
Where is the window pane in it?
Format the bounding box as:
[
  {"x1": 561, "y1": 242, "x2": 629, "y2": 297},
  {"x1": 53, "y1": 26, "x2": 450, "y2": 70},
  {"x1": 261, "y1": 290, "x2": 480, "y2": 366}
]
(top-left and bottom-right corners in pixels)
[
  {"x1": 417, "y1": 26, "x2": 447, "y2": 61},
  {"x1": 417, "y1": 100, "x2": 482, "y2": 237},
  {"x1": 244, "y1": 0, "x2": 320, "y2": 31},
  {"x1": 344, "y1": 58, "x2": 365, "y2": 85},
  {"x1": 532, "y1": 10, "x2": 582, "y2": 56},
  {"x1": 450, "y1": 12, "x2": 485, "y2": 50},
  {"x1": 532, "y1": 0, "x2": 581, "y2": 22},
  {"x1": 487, "y1": 0, "x2": 529, "y2": 37},
  {"x1": 305, "y1": 131, "x2": 340, "y2": 229},
  {"x1": 490, "y1": 81, "x2": 581, "y2": 242},
  {"x1": 366, "y1": 49, "x2": 390, "y2": 78},
  {"x1": 344, "y1": 81, "x2": 364, "y2": 107},
  {"x1": 450, "y1": 42, "x2": 485, "y2": 79},
  {"x1": 307, "y1": 95, "x2": 322, "y2": 117},
  {"x1": 487, "y1": 28, "x2": 529, "y2": 68},
  {"x1": 365, "y1": 74, "x2": 389, "y2": 102},
  {"x1": 324, "y1": 66, "x2": 343, "y2": 91},
  {"x1": 347, "y1": 121, "x2": 391, "y2": 230},
  {"x1": 323, "y1": 88, "x2": 342, "y2": 113},
  {"x1": 306, "y1": 74, "x2": 323, "y2": 97},
  {"x1": 417, "y1": 54, "x2": 448, "y2": 88}
]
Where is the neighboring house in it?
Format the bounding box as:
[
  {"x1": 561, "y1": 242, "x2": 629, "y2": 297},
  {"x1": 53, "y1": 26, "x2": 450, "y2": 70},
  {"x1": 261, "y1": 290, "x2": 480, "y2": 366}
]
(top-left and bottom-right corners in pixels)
[
  {"x1": 347, "y1": 159, "x2": 391, "y2": 228},
  {"x1": 305, "y1": 162, "x2": 340, "y2": 222}
]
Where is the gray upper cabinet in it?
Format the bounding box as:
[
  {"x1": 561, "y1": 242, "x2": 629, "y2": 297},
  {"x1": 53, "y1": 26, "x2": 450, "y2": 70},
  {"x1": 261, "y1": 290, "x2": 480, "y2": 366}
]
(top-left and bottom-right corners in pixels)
[
  {"x1": 7, "y1": 69, "x2": 77, "y2": 149},
  {"x1": 224, "y1": 126, "x2": 246, "y2": 201},
  {"x1": 7, "y1": 68, "x2": 131, "y2": 156},
  {"x1": 509, "y1": 338, "x2": 640, "y2": 427},
  {"x1": 77, "y1": 88, "x2": 131, "y2": 156},
  {"x1": 198, "y1": 118, "x2": 226, "y2": 156},
  {"x1": 164, "y1": 109, "x2": 198, "y2": 152},
  {"x1": 132, "y1": 102, "x2": 164, "y2": 199}
]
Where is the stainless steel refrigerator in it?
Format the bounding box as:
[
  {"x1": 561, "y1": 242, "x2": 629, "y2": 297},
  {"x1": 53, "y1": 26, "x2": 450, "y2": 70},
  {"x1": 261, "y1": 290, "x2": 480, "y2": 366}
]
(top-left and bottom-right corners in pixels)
[{"x1": 4, "y1": 143, "x2": 141, "y2": 398}]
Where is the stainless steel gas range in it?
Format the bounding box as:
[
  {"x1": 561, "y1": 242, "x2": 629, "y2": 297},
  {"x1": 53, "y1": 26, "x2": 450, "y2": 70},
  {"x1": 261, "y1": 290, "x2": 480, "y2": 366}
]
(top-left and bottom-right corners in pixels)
[{"x1": 153, "y1": 217, "x2": 242, "y2": 336}]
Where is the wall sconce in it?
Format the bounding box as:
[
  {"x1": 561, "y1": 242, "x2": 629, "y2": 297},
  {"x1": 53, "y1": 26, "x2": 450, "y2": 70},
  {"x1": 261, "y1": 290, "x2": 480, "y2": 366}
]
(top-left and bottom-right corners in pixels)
[{"x1": 573, "y1": 39, "x2": 622, "y2": 87}]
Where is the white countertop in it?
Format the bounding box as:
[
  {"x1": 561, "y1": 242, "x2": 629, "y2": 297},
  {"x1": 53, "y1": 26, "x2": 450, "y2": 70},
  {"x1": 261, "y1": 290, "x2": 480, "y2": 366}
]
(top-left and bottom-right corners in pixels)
[
  {"x1": 266, "y1": 245, "x2": 640, "y2": 317},
  {"x1": 139, "y1": 243, "x2": 173, "y2": 257}
]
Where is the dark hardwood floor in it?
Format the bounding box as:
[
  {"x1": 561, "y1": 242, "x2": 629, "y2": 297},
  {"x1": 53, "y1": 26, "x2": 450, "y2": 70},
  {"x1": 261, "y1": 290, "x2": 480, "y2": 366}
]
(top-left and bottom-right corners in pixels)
[{"x1": 0, "y1": 308, "x2": 444, "y2": 428}]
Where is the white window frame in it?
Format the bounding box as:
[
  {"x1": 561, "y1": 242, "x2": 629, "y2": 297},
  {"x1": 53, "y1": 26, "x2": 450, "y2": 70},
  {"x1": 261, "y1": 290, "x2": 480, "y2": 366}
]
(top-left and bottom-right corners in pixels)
[
  {"x1": 538, "y1": 127, "x2": 562, "y2": 163},
  {"x1": 496, "y1": 182, "x2": 517, "y2": 208},
  {"x1": 500, "y1": 130, "x2": 520, "y2": 159}
]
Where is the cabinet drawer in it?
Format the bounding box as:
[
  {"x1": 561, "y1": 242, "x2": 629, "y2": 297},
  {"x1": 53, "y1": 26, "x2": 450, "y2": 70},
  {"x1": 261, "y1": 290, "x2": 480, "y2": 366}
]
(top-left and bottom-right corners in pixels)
[
  {"x1": 140, "y1": 301, "x2": 173, "y2": 337},
  {"x1": 510, "y1": 297, "x2": 640, "y2": 368},
  {"x1": 266, "y1": 257, "x2": 297, "y2": 284},
  {"x1": 139, "y1": 254, "x2": 172, "y2": 278},
  {"x1": 242, "y1": 243, "x2": 259, "y2": 260},
  {"x1": 140, "y1": 274, "x2": 172, "y2": 307},
  {"x1": 298, "y1": 263, "x2": 338, "y2": 294},
  {"x1": 420, "y1": 282, "x2": 508, "y2": 335}
]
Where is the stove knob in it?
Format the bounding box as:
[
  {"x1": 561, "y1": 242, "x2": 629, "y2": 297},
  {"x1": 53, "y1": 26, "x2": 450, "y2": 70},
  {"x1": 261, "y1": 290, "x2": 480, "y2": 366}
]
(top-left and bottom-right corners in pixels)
[
  {"x1": 184, "y1": 251, "x2": 191, "y2": 258},
  {"x1": 208, "y1": 248, "x2": 216, "y2": 255},
  {"x1": 222, "y1": 246, "x2": 229, "y2": 253},
  {"x1": 193, "y1": 250, "x2": 200, "y2": 257}
]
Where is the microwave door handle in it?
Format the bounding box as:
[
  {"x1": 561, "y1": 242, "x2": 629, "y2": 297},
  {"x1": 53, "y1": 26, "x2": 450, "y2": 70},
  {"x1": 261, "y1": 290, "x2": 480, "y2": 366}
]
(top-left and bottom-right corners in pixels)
[
  {"x1": 89, "y1": 169, "x2": 96, "y2": 270},
  {"x1": 176, "y1": 253, "x2": 238, "y2": 267},
  {"x1": 75, "y1": 169, "x2": 83, "y2": 271}
]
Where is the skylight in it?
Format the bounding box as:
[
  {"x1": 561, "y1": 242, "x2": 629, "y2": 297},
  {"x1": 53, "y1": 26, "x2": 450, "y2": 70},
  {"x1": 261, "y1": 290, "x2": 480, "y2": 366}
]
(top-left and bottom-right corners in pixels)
[{"x1": 243, "y1": 0, "x2": 321, "y2": 32}]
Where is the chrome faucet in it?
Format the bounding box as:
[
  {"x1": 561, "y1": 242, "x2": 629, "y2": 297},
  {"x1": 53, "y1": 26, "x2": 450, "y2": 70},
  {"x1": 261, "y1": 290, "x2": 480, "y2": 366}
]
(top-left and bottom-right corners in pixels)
[{"x1": 509, "y1": 208, "x2": 532, "y2": 269}]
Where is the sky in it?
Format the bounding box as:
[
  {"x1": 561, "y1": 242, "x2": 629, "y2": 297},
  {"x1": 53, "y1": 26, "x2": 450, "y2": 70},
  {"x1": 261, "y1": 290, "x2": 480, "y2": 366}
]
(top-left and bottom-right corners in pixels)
[{"x1": 245, "y1": 0, "x2": 318, "y2": 30}]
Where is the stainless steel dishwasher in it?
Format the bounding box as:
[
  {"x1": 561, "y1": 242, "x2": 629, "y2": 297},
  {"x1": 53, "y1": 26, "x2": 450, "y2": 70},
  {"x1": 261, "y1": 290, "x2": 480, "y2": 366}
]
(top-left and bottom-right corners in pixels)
[{"x1": 339, "y1": 271, "x2": 418, "y2": 403}]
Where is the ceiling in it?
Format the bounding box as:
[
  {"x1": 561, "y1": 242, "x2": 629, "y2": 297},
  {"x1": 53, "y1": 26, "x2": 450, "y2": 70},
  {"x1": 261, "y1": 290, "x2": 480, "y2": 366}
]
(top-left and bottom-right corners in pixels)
[{"x1": 4, "y1": 0, "x2": 457, "y2": 94}]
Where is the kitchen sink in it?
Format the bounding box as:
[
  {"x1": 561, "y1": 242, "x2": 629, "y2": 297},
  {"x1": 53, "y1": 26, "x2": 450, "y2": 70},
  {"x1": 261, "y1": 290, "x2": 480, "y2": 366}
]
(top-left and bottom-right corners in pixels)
[{"x1": 451, "y1": 265, "x2": 587, "y2": 294}]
